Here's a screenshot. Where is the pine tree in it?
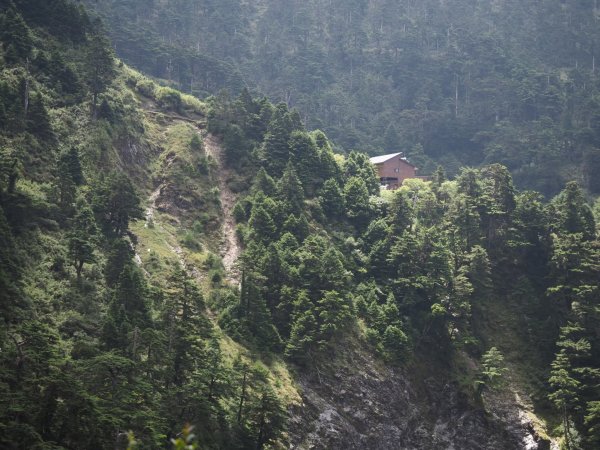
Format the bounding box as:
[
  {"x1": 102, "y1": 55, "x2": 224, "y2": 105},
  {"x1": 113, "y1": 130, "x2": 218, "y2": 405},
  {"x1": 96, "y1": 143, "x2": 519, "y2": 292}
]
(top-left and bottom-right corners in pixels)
[
  {"x1": 252, "y1": 167, "x2": 277, "y2": 197},
  {"x1": 319, "y1": 179, "x2": 345, "y2": 219},
  {"x1": 549, "y1": 349, "x2": 580, "y2": 450},
  {"x1": 26, "y1": 93, "x2": 55, "y2": 143},
  {"x1": 262, "y1": 103, "x2": 300, "y2": 177},
  {"x1": 105, "y1": 238, "x2": 134, "y2": 288},
  {"x1": 317, "y1": 291, "x2": 353, "y2": 343},
  {"x1": 282, "y1": 213, "x2": 309, "y2": 242},
  {"x1": 0, "y1": 145, "x2": 24, "y2": 195},
  {"x1": 84, "y1": 31, "x2": 115, "y2": 119},
  {"x1": 0, "y1": 7, "x2": 33, "y2": 64},
  {"x1": 585, "y1": 401, "x2": 600, "y2": 448},
  {"x1": 92, "y1": 172, "x2": 143, "y2": 236},
  {"x1": 289, "y1": 131, "x2": 321, "y2": 196},
  {"x1": 553, "y1": 181, "x2": 596, "y2": 240},
  {"x1": 277, "y1": 161, "x2": 305, "y2": 215},
  {"x1": 61, "y1": 147, "x2": 84, "y2": 185},
  {"x1": 285, "y1": 291, "x2": 317, "y2": 361},
  {"x1": 248, "y1": 384, "x2": 287, "y2": 450},
  {"x1": 388, "y1": 190, "x2": 413, "y2": 235},
  {"x1": 311, "y1": 130, "x2": 342, "y2": 184},
  {"x1": 248, "y1": 204, "x2": 277, "y2": 243},
  {"x1": 0, "y1": 205, "x2": 20, "y2": 320},
  {"x1": 476, "y1": 347, "x2": 507, "y2": 393},
  {"x1": 344, "y1": 151, "x2": 380, "y2": 196},
  {"x1": 344, "y1": 176, "x2": 372, "y2": 229},
  {"x1": 55, "y1": 147, "x2": 84, "y2": 211},
  {"x1": 67, "y1": 200, "x2": 98, "y2": 282}
]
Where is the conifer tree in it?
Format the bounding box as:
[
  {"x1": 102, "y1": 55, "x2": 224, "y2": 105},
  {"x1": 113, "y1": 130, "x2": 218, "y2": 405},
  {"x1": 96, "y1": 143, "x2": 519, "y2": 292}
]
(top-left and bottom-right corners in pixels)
[
  {"x1": 262, "y1": 103, "x2": 300, "y2": 176},
  {"x1": 84, "y1": 30, "x2": 115, "y2": 119},
  {"x1": 105, "y1": 238, "x2": 134, "y2": 287},
  {"x1": 388, "y1": 190, "x2": 413, "y2": 235},
  {"x1": 0, "y1": 7, "x2": 33, "y2": 64},
  {"x1": 344, "y1": 176, "x2": 371, "y2": 228},
  {"x1": 26, "y1": 93, "x2": 55, "y2": 143},
  {"x1": 248, "y1": 383, "x2": 287, "y2": 450},
  {"x1": 60, "y1": 147, "x2": 84, "y2": 185},
  {"x1": 344, "y1": 151, "x2": 380, "y2": 195},
  {"x1": 277, "y1": 161, "x2": 305, "y2": 215},
  {"x1": 285, "y1": 291, "x2": 317, "y2": 361},
  {"x1": 67, "y1": 200, "x2": 98, "y2": 282},
  {"x1": 0, "y1": 205, "x2": 19, "y2": 320},
  {"x1": 252, "y1": 167, "x2": 277, "y2": 197},
  {"x1": 549, "y1": 349, "x2": 580, "y2": 450},
  {"x1": 289, "y1": 131, "x2": 321, "y2": 195},
  {"x1": 476, "y1": 347, "x2": 507, "y2": 393},
  {"x1": 92, "y1": 171, "x2": 143, "y2": 236},
  {"x1": 319, "y1": 179, "x2": 345, "y2": 219},
  {"x1": 317, "y1": 291, "x2": 353, "y2": 343},
  {"x1": 553, "y1": 181, "x2": 596, "y2": 240},
  {"x1": 248, "y1": 204, "x2": 277, "y2": 243}
]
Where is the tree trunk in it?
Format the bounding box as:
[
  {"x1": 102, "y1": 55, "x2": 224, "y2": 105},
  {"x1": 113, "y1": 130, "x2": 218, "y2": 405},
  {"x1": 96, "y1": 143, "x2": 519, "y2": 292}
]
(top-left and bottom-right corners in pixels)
[
  {"x1": 76, "y1": 260, "x2": 84, "y2": 283},
  {"x1": 255, "y1": 414, "x2": 266, "y2": 450},
  {"x1": 563, "y1": 405, "x2": 571, "y2": 450},
  {"x1": 24, "y1": 59, "x2": 30, "y2": 117},
  {"x1": 237, "y1": 370, "x2": 247, "y2": 424}
]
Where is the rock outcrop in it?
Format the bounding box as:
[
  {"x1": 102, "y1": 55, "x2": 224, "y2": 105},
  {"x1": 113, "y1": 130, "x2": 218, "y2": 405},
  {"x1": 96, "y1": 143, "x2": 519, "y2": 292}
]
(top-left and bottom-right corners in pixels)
[{"x1": 288, "y1": 348, "x2": 545, "y2": 450}]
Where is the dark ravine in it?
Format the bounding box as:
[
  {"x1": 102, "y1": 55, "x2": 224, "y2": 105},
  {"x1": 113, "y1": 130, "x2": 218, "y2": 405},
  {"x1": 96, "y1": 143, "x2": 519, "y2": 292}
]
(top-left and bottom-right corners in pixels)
[{"x1": 287, "y1": 350, "x2": 548, "y2": 450}]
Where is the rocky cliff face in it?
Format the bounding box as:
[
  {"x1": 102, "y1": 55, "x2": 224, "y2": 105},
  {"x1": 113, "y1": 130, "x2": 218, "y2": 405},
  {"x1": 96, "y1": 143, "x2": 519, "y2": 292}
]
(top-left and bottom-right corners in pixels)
[{"x1": 288, "y1": 345, "x2": 548, "y2": 450}]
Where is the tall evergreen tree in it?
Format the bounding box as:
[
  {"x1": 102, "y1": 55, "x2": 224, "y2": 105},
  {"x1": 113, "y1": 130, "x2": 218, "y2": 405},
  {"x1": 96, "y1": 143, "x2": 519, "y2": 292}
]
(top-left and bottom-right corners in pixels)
[{"x1": 67, "y1": 200, "x2": 98, "y2": 282}]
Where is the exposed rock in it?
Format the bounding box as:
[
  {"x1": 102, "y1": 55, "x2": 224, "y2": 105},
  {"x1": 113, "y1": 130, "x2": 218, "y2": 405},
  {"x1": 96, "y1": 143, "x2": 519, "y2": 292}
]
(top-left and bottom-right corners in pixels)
[{"x1": 288, "y1": 348, "x2": 539, "y2": 450}]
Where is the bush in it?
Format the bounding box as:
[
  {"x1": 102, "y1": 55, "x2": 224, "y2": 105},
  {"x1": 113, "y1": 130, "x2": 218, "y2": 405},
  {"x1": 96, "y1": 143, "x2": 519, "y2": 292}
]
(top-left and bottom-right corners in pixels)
[
  {"x1": 233, "y1": 202, "x2": 246, "y2": 222},
  {"x1": 181, "y1": 231, "x2": 202, "y2": 251},
  {"x1": 135, "y1": 78, "x2": 155, "y2": 98},
  {"x1": 156, "y1": 87, "x2": 182, "y2": 112}
]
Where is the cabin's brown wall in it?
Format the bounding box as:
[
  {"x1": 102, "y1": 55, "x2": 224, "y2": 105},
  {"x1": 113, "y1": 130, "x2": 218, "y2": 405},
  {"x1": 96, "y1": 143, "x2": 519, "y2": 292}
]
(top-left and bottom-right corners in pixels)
[{"x1": 374, "y1": 156, "x2": 417, "y2": 189}]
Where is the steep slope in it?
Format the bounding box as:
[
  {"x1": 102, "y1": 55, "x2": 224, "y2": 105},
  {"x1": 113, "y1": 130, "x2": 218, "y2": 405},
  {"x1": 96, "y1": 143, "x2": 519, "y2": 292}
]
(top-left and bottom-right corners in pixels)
[
  {"x1": 203, "y1": 133, "x2": 241, "y2": 283},
  {"x1": 0, "y1": 3, "x2": 299, "y2": 447},
  {"x1": 287, "y1": 343, "x2": 545, "y2": 450},
  {"x1": 83, "y1": 0, "x2": 600, "y2": 196},
  {"x1": 2, "y1": 2, "x2": 600, "y2": 450}
]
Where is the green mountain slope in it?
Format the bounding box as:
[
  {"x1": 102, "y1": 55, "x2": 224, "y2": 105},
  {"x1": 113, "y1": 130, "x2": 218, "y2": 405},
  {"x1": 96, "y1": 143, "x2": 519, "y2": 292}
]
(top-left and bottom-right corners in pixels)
[
  {"x1": 0, "y1": 2, "x2": 298, "y2": 447},
  {"x1": 1, "y1": 1, "x2": 600, "y2": 450},
  {"x1": 82, "y1": 0, "x2": 600, "y2": 196}
]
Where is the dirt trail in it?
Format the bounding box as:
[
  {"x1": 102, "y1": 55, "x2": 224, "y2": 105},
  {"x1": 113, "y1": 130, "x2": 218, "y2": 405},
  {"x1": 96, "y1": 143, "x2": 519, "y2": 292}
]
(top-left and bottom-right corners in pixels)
[
  {"x1": 133, "y1": 129, "x2": 240, "y2": 286},
  {"x1": 145, "y1": 184, "x2": 163, "y2": 225},
  {"x1": 202, "y1": 133, "x2": 241, "y2": 285}
]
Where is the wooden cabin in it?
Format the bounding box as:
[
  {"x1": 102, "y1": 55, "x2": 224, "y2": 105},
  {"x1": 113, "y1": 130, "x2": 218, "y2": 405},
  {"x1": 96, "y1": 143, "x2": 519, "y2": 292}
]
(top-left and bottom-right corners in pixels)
[{"x1": 370, "y1": 152, "x2": 418, "y2": 190}]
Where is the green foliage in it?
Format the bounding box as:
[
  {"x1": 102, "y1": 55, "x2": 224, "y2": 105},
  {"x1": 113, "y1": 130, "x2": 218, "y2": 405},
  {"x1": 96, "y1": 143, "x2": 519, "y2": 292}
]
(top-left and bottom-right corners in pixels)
[
  {"x1": 0, "y1": 205, "x2": 21, "y2": 321},
  {"x1": 92, "y1": 171, "x2": 143, "y2": 236},
  {"x1": 476, "y1": 347, "x2": 507, "y2": 392},
  {"x1": 3, "y1": 2, "x2": 600, "y2": 447},
  {"x1": 319, "y1": 179, "x2": 345, "y2": 219},
  {"x1": 84, "y1": 31, "x2": 115, "y2": 118},
  {"x1": 67, "y1": 199, "x2": 98, "y2": 281},
  {"x1": 277, "y1": 161, "x2": 305, "y2": 215},
  {"x1": 552, "y1": 181, "x2": 596, "y2": 240},
  {"x1": 344, "y1": 176, "x2": 372, "y2": 229},
  {"x1": 0, "y1": 6, "x2": 33, "y2": 64}
]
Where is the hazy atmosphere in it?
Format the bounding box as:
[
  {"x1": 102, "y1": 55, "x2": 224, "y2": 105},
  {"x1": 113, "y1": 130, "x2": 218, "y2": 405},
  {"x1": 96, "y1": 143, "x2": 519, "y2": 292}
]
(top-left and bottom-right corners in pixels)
[{"x1": 1, "y1": 1, "x2": 599, "y2": 449}]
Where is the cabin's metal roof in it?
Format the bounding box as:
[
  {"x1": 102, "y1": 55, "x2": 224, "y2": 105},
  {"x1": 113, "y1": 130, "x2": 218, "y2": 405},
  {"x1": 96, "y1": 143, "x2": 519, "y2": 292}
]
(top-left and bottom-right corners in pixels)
[{"x1": 369, "y1": 152, "x2": 403, "y2": 165}]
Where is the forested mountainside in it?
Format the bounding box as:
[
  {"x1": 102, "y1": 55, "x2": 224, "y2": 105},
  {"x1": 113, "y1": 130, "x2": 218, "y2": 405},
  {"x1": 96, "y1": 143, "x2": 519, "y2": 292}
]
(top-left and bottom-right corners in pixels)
[
  {"x1": 81, "y1": 0, "x2": 600, "y2": 196},
  {"x1": 1, "y1": 1, "x2": 600, "y2": 450}
]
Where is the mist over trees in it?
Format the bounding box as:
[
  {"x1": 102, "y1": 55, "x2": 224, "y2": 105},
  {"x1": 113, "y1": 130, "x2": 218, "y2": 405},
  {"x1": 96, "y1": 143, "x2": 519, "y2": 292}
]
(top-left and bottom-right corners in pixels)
[
  {"x1": 1, "y1": 1, "x2": 600, "y2": 449},
  {"x1": 84, "y1": 0, "x2": 600, "y2": 196}
]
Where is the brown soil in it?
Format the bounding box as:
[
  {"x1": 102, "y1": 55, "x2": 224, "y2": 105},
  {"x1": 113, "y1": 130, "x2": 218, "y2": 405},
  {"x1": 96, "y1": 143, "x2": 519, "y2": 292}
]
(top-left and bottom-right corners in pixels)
[{"x1": 202, "y1": 133, "x2": 241, "y2": 285}]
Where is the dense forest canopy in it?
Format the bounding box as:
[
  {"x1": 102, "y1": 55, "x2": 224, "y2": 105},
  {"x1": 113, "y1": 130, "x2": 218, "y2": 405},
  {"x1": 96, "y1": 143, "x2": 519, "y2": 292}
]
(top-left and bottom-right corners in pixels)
[
  {"x1": 83, "y1": 0, "x2": 600, "y2": 196},
  {"x1": 0, "y1": 1, "x2": 599, "y2": 449}
]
